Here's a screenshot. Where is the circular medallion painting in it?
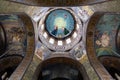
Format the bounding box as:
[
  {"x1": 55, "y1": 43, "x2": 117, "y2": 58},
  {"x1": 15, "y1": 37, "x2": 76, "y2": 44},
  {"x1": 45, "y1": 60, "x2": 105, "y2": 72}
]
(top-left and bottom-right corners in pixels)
[{"x1": 45, "y1": 9, "x2": 75, "y2": 38}]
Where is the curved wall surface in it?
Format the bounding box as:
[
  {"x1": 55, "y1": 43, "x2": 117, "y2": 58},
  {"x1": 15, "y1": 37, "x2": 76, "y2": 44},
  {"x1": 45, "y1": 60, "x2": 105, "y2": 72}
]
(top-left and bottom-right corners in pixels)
[
  {"x1": 0, "y1": 13, "x2": 35, "y2": 80},
  {"x1": 86, "y1": 12, "x2": 120, "y2": 80}
]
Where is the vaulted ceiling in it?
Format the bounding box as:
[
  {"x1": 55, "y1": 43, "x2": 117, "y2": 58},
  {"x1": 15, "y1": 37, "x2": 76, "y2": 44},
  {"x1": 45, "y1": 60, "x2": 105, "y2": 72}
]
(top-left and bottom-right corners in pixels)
[{"x1": 7, "y1": 0, "x2": 111, "y2": 6}]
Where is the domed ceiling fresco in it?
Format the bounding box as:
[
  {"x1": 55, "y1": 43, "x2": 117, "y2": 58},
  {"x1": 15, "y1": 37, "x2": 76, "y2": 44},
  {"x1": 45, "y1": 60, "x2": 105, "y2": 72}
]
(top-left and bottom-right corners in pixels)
[
  {"x1": 36, "y1": 7, "x2": 92, "y2": 57},
  {"x1": 45, "y1": 9, "x2": 75, "y2": 39}
]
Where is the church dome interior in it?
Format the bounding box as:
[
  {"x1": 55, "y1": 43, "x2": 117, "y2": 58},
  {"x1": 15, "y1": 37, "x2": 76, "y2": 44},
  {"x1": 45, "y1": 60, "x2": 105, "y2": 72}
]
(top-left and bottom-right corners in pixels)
[{"x1": 0, "y1": 0, "x2": 120, "y2": 80}]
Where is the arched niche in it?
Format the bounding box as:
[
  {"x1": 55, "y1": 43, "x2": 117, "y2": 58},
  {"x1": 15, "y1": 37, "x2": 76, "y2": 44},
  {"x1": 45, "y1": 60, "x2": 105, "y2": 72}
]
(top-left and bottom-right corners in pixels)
[
  {"x1": 7, "y1": 0, "x2": 111, "y2": 6},
  {"x1": 86, "y1": 12, "x2": 120, "y2": 80},
  {"x1": 33, "y1": 55, "x2": 89, "y2": 80},
  {"x1": 0, "y1": 13, "x2": 35, "y2": 80}
]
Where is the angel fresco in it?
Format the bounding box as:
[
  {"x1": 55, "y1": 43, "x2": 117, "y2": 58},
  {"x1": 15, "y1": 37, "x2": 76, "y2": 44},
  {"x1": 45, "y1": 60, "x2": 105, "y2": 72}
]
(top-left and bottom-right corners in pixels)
[{"x1": 95, "y1": 31, "x2": 120, "y2": 57}]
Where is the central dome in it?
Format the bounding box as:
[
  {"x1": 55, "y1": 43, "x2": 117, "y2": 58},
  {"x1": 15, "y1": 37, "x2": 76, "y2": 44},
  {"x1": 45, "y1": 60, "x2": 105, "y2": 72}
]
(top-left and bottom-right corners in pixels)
[{"x1": 45, "y1": 9, "x2": 75, "y2": 39}]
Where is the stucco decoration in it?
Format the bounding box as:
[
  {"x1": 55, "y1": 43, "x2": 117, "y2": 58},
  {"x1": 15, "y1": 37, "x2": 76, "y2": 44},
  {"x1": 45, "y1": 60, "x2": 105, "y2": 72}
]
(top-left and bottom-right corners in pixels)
[{"x1": 34, "y1": 7, "x2": 93, "y2": 59}]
